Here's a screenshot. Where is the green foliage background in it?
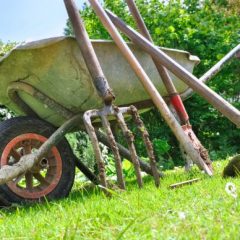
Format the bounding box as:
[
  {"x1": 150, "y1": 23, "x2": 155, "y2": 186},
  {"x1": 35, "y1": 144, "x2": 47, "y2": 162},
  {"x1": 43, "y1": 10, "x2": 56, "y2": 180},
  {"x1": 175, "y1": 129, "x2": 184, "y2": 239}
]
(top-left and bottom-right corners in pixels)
[{"x1": 64, "y1": 0, "x2": 240, "y2": 168}]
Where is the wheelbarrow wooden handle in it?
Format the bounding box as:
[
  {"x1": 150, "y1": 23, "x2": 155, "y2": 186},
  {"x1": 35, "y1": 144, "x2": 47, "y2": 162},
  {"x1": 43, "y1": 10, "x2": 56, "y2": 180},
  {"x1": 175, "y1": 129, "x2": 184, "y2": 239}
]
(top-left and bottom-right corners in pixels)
[
  {"x1": 106, "y1": 10, "x2": 240, "y2": 128},
  {"x1": 64, "y1": 0, "x2": 114, "y2": 105}
]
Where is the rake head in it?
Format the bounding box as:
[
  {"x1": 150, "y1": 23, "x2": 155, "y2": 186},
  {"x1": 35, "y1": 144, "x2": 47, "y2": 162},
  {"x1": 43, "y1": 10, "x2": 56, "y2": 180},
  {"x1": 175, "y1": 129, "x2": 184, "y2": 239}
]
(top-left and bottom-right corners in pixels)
[{"x1": 83, "y1": 105, "x2": 160, "y2": 194}]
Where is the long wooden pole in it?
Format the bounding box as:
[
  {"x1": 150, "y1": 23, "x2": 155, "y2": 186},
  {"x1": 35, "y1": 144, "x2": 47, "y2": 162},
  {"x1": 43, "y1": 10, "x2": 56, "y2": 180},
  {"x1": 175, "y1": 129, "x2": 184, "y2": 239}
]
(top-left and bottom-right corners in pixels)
[
  {"x1": 64, "y1": 0, "x2": 114, "y2": 105},
  {"x1": 106, "y1": 10, "x2": 240, "y2": 128},
  {"x1": 126, "y1": 0, "x2": 189, "y2": 124},
  {"x1": 88, "y1": 0, "x2": 212, "y2": 175}
]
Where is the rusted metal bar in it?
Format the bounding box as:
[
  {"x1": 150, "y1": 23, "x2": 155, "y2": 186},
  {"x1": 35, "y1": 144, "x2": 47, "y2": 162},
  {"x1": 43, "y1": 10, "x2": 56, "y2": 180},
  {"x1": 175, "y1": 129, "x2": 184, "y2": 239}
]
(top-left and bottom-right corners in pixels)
[
  {"x1": 7, "y1": 82, "x2": 74, "y2": 119},
  {"x1": 7, "y1": 84, "x2": 38, "y2": 118},
  {"x1": 106, "y1": 10, "x2": 240, "y2": 128},
  {"x1": 0, "y1": 114, "x2": 82, "y2": 185},
  {"x1": 64, "y1": 0, "x2": 114, "y2": 105},
  {"x1": 83, "y1": 110, "x2": 108, "y2": 192},
  {"x1": 129, "y1": 105, "x2": 160, "y2": 187},
  {"x1": 115, "y1": 108, "x2": 143, "y2": 188},
  {"x1": 95, "y1": 130, "x2": 164, "y2": 178},
  {"x1": 126, "y1": 0, "x2": 189, "y2": 124},
  {"x1": 101, "y1": 114, "x2": 125, "y2": 189},
  {"x1": 181, "y1": 44, "x2": 240, "y2": 100},
  {"x1": 88, "y1": 0, "x2": 212, "y2": 175}
]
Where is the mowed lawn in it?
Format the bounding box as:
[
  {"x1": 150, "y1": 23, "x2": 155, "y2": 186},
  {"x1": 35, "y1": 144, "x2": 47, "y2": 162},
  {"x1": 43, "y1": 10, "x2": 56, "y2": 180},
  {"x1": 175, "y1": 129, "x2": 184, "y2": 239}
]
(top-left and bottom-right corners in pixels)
[{"x1": 0, "y1": 159, "x2": 240, "y2": 240}]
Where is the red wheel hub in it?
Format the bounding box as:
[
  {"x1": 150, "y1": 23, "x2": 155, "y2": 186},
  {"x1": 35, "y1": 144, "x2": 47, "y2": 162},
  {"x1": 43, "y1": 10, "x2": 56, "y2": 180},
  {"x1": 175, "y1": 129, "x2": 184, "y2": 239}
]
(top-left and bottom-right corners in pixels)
[{"x1": 1, "y1": 133, "x2": 62, "y2": 199}]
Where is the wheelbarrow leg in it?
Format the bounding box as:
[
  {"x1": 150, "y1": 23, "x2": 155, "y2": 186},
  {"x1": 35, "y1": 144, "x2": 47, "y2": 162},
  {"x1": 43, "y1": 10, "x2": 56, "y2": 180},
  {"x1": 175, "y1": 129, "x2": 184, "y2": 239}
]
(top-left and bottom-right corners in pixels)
[{"x1": 74, "y1": 155, "x2": 99, "y2": 185}]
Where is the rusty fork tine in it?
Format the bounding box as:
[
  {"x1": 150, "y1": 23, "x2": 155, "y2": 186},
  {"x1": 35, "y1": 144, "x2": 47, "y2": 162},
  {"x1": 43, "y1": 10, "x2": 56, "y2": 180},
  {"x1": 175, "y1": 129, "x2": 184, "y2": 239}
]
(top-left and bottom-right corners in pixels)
[
  {"x1": 65, "y1": 0, "x2": 159, "y2": 193},
  {"x1": 115, "y1": 109, "x2": 143, "y2": 188},
  {"x1": 84, "y1": 105, "x2": 160, "y2": 191},
  {"x1": 129, "y1": 106, "x2": 160, "y2": 187},
  {"x1": 101, "y1": 115, "x2": 125, "y2": 190},
  {"x1": 83, "y1": 111, "x2": 108, "y2": 194}
]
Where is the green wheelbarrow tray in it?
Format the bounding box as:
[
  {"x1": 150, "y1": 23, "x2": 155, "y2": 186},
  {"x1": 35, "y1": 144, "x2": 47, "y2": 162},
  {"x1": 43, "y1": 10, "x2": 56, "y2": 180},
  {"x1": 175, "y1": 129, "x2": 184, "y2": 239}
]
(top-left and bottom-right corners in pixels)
[{"x1": 0, "y1": 36, "x2": 200, "y2": 127}]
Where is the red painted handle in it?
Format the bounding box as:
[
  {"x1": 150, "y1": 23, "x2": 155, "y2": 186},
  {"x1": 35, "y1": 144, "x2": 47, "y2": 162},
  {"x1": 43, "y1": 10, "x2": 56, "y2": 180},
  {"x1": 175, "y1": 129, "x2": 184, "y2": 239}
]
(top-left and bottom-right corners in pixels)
[{"x1": 170, "y1": 95, "x2": 189, "y2": 123}]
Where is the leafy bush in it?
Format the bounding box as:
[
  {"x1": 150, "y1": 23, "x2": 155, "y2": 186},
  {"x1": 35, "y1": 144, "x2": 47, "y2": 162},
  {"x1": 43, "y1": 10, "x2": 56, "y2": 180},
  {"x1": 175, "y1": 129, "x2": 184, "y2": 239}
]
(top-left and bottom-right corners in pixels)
[{"x1": 66, "y1": 131, "x2": 96, "y2": 169}]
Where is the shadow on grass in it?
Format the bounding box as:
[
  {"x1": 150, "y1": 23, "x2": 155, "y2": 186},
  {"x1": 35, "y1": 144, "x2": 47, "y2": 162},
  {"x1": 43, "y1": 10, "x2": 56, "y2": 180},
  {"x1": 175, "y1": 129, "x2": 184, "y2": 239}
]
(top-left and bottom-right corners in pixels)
[
  {"x1": 0, "y1": 167, "x2": 211, "y2": 214},
  {"x1": 69, "y1": 183, "x2": 102, "y2": 200},
  {"x1": 0, "y1": 183, "x2": 101, "y2": 214}
]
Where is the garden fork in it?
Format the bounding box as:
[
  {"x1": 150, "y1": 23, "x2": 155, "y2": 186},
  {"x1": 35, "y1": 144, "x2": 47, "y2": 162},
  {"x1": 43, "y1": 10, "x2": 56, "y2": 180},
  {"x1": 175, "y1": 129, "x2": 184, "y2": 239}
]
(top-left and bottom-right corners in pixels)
[{"x1": 64, "y1": 0, "x2": 160, "y2": 193}]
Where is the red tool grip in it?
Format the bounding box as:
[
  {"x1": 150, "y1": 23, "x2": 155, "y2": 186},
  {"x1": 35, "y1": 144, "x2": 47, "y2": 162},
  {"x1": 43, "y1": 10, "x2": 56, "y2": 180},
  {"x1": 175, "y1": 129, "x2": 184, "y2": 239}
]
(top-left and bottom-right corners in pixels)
[{"x1": 170, "y1": 94, "x2": 189, "y2": 123}]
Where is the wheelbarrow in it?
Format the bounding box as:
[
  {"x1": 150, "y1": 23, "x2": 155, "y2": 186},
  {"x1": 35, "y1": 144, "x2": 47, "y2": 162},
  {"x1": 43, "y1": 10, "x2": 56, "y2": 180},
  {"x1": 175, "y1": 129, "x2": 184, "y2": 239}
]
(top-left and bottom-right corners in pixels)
[
  {"x1": 0, "y1": 39, "x2": 198, "y2": 202},
  {"x1": 0, "y1": 0, "x2": 239, "y2": 205}
]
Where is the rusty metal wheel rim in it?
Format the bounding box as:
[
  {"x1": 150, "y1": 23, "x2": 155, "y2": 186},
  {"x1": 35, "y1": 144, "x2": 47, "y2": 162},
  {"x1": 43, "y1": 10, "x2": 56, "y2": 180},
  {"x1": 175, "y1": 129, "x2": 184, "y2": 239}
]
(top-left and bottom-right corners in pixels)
[{"x1": 1, "y1": 133, "x2": 62, "y2": 199}]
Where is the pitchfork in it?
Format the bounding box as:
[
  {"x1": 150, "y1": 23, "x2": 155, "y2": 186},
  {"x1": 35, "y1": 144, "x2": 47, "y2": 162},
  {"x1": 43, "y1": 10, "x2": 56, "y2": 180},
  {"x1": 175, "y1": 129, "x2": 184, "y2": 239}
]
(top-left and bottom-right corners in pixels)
[{"x1": 64, "y1": 0, "x2": 160, "y2": 193}]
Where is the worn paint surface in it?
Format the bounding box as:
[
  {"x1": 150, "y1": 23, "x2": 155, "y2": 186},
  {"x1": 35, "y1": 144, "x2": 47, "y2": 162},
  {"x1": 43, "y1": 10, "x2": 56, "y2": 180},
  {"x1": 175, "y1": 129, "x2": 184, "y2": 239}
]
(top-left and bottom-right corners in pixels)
[{"x1": 0, "y1": 37, "x2": 199, "y2": 126}]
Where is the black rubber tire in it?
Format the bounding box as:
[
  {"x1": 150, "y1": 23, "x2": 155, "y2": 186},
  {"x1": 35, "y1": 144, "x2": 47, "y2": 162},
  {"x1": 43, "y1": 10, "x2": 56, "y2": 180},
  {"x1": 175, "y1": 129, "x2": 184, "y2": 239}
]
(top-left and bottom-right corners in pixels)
[{"x1": 0, "y1": 116, "x2": 75, "y2": 205}]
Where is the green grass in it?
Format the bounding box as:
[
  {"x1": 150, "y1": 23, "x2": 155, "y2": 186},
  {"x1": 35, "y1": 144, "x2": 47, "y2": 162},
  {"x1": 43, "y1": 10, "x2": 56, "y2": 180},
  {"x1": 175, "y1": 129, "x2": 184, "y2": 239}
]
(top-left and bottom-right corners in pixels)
[{"x1": 1, "y1": 159, "x2": 240, "y2": 240}]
